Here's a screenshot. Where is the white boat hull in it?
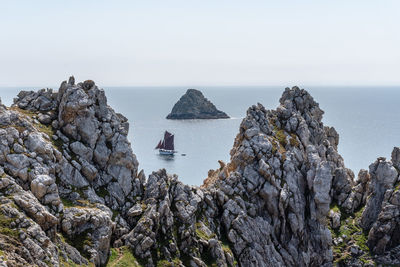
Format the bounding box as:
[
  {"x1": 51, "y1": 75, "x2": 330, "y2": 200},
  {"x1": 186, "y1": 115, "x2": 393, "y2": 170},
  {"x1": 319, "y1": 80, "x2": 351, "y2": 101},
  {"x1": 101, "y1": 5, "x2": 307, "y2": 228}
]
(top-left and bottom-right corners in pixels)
[{"x1": 159, "y1": 149, "x2": 175, "y2": 155}]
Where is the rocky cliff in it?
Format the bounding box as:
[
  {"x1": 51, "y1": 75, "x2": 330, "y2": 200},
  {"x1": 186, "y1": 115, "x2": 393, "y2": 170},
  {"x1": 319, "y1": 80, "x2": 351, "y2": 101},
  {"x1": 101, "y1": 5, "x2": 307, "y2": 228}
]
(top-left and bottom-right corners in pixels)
[
  {"x1": 166, "y1": 89, "x2": 229, "y2": 120},
  {"x1": 0, "y1": 79, "x2": 399, "y2": 267}
]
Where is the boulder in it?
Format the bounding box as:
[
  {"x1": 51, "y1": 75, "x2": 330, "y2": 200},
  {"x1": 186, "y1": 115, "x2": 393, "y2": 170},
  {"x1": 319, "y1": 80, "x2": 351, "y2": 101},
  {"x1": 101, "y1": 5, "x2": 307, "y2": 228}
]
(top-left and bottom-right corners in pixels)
[{"x1": 61, "y1": 206, "x2": 113, "y2": 266}]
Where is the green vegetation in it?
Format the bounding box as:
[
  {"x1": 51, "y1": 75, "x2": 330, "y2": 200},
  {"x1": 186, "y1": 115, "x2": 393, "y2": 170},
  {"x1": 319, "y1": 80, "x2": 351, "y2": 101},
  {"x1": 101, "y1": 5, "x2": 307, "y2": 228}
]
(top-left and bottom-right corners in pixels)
[
  {"x1": 70, "y1": 151, "x2": 79, "y2": 163},
  {"x1": 141, "y1": 203, "x2": 147, "y2": 211},
  {"x1": 221, "y1": 241, "x2": 233, "y2": 254},
  {"x1": 275, "y1": 129, "x2": 287, "y2": 147},
  {"x1": 10, "y1": 107, "x2": 37, "y2": 117},
  {"x1": 195, "y1": 222, "x2": 216, "y2": 241},
  {"x1": 171, "y1": 258, "x2": 181, "y2": 266},
  {"x1": 270, "y1": 125, "x2": 287, "y2": 159},
  {"x1": 36, "y1": 123, "x2": 54, "y2": 138},
  {"x1": 62, "y1": 230, "x2": 93, "y2": 260},
  {"x1": 108, "y1": 247, "x2": 119, "y2": 263},
  {"x1": 156, "y1": 259, "x2": 181, "y2": 267},
  {"x1": 58, "y1": 232, "x2": 95, "y2": 266},
  {"x1": 394, "y1": 180, "x2": 400, "y2": 192},
  {"x1": 195, "y1": 224, "x2": 238, "y2": 267},
  {"x1": 289, "y1": 133, "x2": 299, "y2": 147},
  {"x1": 97, "y1": 186, "x2": 109, "y2": 198},
  {"x1": 329, "y1": 203, "x2": 371, "y2": 265},
  {"x1": 59, "y1": 257, "x2": 94, "y2": 267},
  {"x1": 106, "y1": 246, "x2": 142, "y2": 267},
  {"x1": 201, "y1": 248, "x2": 217, "y2": 267},
  {"x1": 220, "y1": 230, "x2": 238, "y2": 267},
  {"x1": 329, "y1": 202, "x2": 340, "y2": 213},
  {"x1": 0, "y1": 213, "x2": 18, "y2": 239},
  {"x1": 0, "y1": 124, "x2": 26, "y2": 134},
  {"x1": 271, "y1": 140, "x2": 278, "y2": 154},
  {"x1": 52, "y1": 137, "x2": 64, "y2": 152},
  {"x1": 61, "y1": 198, "x2": 75, "y2": 207},
  {"x1": 112, "y1": 210, "x2": 119, "y2": 221},
  {"x1": 71, "y1": 186, "x2": 87, "y2": 199}
]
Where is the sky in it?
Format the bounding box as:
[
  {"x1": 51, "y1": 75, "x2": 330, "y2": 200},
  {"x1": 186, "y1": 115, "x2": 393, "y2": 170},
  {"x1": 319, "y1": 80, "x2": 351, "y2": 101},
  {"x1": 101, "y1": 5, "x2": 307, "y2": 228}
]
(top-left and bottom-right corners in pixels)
[{"x1": 0, "y1": 0, "x2": 399, "y2": 87}]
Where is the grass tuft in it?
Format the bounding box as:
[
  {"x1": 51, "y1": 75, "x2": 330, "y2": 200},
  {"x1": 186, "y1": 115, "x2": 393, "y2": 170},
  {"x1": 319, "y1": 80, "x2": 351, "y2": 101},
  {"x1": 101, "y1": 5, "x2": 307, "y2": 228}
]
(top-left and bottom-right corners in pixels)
[
  {"x1": 106, "y1": 246, "x2": 142, "y2": 267},
  {"x1": 0, "y1": 213, "x2": 18, "y2": 239}
]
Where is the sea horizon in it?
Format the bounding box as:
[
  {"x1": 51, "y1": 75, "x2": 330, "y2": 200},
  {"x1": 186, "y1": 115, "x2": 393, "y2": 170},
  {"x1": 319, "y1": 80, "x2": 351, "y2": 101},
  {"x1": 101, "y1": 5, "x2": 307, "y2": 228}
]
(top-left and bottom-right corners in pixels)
[{"x1": 2, "y1": 85, "x2": 399, "y2": 185}]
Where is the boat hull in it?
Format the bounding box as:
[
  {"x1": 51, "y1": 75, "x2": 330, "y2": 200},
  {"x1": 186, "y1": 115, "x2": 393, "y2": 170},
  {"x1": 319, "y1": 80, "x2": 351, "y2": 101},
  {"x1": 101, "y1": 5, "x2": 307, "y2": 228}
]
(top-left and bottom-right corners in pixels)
[{"x1": 159, "y1": 149, "x2": 175, "y2": 155}]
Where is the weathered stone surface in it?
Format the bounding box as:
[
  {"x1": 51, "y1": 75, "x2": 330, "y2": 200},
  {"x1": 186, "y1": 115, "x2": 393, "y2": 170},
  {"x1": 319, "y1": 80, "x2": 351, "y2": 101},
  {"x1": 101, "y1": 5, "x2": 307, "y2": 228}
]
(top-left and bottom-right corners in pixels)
[
  {"x1": 61, "y1": 205, "x2": 113, "y2": 266},
  {"x1": 2, "y1": 81, "x2": 400, "y2": 267},
  {"x1": 24, "y1": 132, "x2": 53, "y2": 159},
  {"x1": 166, "y1": 89, "x2": 229, "y2": 119},
  {"x1": 361, "y1": 157, "x2": 398, "y2": 231}
]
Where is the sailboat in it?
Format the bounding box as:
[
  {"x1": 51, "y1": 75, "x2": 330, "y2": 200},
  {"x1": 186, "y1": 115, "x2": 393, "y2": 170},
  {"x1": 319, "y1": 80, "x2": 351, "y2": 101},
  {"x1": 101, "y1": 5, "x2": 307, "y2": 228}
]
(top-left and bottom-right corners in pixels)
[{"x1": 155, "y1": 131, "x2": 176, "y2": 155}]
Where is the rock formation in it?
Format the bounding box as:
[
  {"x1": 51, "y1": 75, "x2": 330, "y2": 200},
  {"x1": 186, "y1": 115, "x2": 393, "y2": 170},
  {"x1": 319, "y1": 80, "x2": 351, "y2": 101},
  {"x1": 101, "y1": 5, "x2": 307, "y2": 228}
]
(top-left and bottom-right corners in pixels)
[
  {"x1": 166, "y1": 89, "x2": 229, "y2": 119},
  {"x1": 0, "y1": 79, "x2": 399, "y2": 266}
]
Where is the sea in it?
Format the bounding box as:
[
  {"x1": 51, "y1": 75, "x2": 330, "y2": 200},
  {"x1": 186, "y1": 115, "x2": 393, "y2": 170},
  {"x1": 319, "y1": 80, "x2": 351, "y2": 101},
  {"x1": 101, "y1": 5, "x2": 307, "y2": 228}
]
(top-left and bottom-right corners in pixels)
[{"x1": 1, "y1": 86, "x2": 399, "y2": 185}]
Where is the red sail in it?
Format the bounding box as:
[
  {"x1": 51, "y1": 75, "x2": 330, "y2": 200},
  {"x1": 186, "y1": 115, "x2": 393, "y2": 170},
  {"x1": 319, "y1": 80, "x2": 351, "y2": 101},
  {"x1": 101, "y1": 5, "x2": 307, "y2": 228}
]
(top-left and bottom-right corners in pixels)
[
  {"x1": 164, "y1": 131, "x2": 173, "y2": 139},
  {"x1": 164, "y1": 131, "x2": 174, "y2": 150},
  {"x1": 164, "y1": 134, "x2": 174, "y2": 150},
  {"x1": 155, "y1": 140, "x2": 163, "y2": 149},
  {"x1": 156, "y1": 131, "x2": 175, "y2": 150}
]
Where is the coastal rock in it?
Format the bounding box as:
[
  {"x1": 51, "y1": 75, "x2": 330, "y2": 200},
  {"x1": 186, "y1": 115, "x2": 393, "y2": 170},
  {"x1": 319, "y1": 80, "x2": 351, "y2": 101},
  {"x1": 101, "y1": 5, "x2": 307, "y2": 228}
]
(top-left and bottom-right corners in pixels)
[
  {"x1": 0, "y1": 180, "x2": 61, "y2": 266},
  {"x1": 61, "y1": 205, "x2": 113, "y2": 266},
  {"x1": 166, "y1": 89, "x2": 229, "y2": 119},
  {"x1": 30, "y1": 174, "x2": 61, "y2": 207},
  {"x1": 2, "y1": 80, "x2": 400, "y2": 266},
  {"x1": 361, "y1": 156, "x2": 398, "y2": 231}
]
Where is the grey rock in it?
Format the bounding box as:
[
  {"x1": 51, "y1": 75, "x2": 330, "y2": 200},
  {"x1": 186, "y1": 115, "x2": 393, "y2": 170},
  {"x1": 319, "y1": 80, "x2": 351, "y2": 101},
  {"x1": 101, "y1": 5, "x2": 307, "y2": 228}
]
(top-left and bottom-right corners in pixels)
[
  {"x1": 329, "y1": 210, "x2": 341, "y2": 229},
  {"x1": 391, "y1": 146, "x2": 400, "y2": 169},
  {"x1": 31, "y1": 174, "x2": 55, "y2": 199},
  {"x1": 25, "y1": 133, "x2": 53, "y2": 159},
  {"x1": 70, "y1": 141, "x2": 93, "y2": 161},
  {"x1": 127, "y1": 203, "x2": 143, "y2": 217},
  {"x1": 5, "y1": 81, "x2": 400, "y2": 267},
  {"x1": 61, "y1": 205, "x2": 113, "y2": 266},
  {"x1": 38, "y1": 113, "x2": 52, "y2": 124},
  {"x1": 361, "y1": 157, "x2": 398, "y2": 230},
  {"x1": 167, "y1": 89, "x2": 229, "y2": 119}
]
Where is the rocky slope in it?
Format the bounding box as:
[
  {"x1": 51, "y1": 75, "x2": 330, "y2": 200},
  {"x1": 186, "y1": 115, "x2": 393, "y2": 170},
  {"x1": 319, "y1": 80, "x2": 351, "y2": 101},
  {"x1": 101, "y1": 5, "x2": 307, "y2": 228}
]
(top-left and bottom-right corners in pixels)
[
  {"x1": 166, "y1": 89, "x2": 229, "y2": 120},
  {"x1": 0, "y1": 79, "x2": 399, "y2": 267}
]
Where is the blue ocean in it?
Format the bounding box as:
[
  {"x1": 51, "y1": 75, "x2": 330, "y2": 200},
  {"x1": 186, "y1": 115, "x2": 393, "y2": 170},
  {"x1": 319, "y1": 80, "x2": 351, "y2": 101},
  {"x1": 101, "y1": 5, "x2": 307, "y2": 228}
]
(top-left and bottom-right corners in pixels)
[{"x1": 1, "y1": 86, "x2": 399, "y2": 185}]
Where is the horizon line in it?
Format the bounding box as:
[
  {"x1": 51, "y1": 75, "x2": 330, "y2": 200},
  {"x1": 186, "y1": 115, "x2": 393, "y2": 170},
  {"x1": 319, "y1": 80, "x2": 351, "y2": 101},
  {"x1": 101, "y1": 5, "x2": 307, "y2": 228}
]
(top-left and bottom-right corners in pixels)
[{"x1": 0, "y1": 84, "x2": 399, "y2": 89}]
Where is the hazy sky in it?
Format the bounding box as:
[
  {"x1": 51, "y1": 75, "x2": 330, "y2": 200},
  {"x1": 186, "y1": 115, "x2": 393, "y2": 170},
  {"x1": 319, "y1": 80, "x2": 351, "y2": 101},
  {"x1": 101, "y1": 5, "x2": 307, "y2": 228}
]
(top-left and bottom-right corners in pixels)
[{"x1": 1, "y1": 0, "x2": 399, "y2": 87}]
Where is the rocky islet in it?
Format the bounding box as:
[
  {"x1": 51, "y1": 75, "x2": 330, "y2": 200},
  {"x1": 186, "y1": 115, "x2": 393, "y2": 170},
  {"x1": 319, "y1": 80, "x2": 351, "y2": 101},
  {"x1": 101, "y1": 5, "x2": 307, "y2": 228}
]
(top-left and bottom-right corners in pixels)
[
  {"x1": 166, "y1": 89, "x2": 229, "y2": 120},
  {"x1": 0, "y1": 78, "x2": 398, "y2": 266}
]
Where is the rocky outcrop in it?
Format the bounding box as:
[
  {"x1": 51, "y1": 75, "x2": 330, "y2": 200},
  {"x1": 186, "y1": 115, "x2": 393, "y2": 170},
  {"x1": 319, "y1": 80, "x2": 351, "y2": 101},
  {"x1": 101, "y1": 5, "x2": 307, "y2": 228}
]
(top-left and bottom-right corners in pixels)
[
  {"x1": 166, "y1": 89, "x2": 229, "y2": 119},
  {"x1": 0, "y1": 78, "x2": 144, "y2": 266},
  {"x1": 0, "y1": 79, "x2": 400, "y2": 266},
  {"x1": 361, "y1": 155, "x2": 400, "y2": 261},
  {"x1": 61, "y1": 205, "x2": 113, "y2": 266}
]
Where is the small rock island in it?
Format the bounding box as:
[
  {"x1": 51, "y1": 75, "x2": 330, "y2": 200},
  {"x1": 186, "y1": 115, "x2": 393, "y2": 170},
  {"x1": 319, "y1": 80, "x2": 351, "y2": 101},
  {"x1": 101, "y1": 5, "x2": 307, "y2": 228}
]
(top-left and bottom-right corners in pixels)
[{"x1": 166, "y1": 89, "x2": 230, "y2": 119}]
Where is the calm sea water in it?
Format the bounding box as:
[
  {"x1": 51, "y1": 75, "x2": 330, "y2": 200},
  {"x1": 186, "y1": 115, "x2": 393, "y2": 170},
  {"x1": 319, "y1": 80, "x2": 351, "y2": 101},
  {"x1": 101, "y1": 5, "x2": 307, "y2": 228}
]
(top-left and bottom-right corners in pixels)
[{"x1": 1, "y1": 86, "x2": 399, "y2": 185}]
